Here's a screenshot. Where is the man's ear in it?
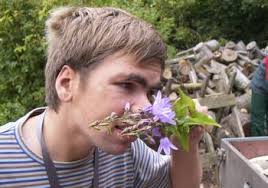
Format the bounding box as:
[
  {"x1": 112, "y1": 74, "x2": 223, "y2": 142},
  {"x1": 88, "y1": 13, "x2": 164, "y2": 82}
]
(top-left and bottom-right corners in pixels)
[{"x1": 55, "y1": 65, "x2": 77, "y2": 102}]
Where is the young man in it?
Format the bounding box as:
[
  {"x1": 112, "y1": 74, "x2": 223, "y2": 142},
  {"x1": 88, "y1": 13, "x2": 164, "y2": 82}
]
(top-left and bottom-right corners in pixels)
[{"x1": 0, "y1": 7, "x2": 203, "y2": 187}]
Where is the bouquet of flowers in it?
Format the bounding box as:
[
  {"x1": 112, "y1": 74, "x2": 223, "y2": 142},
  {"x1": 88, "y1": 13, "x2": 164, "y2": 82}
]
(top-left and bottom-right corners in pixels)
[{"x1": 90, "y1": 89, "x2": 220, "y2": 154}]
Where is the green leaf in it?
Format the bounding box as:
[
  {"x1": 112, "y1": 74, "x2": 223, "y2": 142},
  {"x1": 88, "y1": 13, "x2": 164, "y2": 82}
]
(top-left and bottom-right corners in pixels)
[
  {"x1": 172, "y1": 88, "x2": 221, "y2": 151},
  {"x1": 176, "y1": 125, "x2": 190, "y2": 152},
  {"x1": 173, "y1": 88, "x2": 196, "y2": 118},
  {"x1": 185, "y1": 112, "x2": 221, "y2": 127}
]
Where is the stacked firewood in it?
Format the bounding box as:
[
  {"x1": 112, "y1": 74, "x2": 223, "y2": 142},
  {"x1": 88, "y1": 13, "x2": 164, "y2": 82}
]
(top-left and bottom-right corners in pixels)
[{"x1": 163, "y1": 40, "x2": 268, "y2": 155}]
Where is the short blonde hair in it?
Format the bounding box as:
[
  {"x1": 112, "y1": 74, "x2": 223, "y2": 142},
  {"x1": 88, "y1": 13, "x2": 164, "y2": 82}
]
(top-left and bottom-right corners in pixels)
[{"x1": 45, "y1": 6, "x2": 166, "y2": 111}]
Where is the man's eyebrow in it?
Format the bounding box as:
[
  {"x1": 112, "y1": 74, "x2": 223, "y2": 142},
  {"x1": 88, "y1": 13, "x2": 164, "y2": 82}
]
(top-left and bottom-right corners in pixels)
[
  {"x1": 124, "y1": 74, "x2": 148, "y2": 88},
  {"x1": 123, "y1": 73, "x2": 162, "y2": 90}
]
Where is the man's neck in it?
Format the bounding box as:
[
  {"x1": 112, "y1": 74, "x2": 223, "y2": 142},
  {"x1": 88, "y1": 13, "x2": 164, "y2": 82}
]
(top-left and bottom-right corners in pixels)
[{"x1": 22, "y1": 108, "x2": 95, "y2": 162}]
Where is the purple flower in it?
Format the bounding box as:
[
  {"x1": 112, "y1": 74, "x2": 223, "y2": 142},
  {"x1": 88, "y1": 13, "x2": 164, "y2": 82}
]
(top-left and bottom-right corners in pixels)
[
  {"x1": 152, "y1": 127, "x2": 162, "y2": 137},
  {"x1": 144, "y1": 91, "x2": 176, "y2": 125},
  {"x1": 157, "y1": 137, "x2": 178, "y2": 155}
]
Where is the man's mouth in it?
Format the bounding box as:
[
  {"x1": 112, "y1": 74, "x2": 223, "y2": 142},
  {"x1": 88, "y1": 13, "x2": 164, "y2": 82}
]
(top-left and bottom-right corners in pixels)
[
  {"x1": 114, "y1": 124, "x2": 129, "y2": 131},
  {"x1": 112, "y1": 124, "x2": 137, "y2": 143}
]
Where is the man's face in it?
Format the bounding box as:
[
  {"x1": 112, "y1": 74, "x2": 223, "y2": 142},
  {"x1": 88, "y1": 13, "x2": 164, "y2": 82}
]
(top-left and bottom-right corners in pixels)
[{"x1": 70, "y1": 52, "x2": 162, "y2": 154}]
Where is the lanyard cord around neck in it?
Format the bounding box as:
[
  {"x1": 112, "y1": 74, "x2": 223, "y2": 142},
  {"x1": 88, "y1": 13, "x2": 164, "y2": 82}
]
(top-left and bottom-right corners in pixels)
[{"x1": 36, "y1": 111, "x2": 99, "y2": 188}]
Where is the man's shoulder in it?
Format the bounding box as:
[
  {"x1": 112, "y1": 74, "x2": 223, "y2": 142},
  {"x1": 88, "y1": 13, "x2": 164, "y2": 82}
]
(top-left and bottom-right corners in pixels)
[
  {"x1": 0, "y1": 122, "x2": 16, "y2": 134},
  {"x1": 0, "y1": 113, "x2": 28, "y2": 135},
  {"x1": 0, "y1": 107, "x2": 46, "y2": 136}
]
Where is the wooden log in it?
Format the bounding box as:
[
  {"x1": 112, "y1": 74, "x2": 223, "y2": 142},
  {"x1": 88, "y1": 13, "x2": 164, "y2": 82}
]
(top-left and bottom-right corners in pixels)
[
  {"x1": 165, "y1": 54, "x2": 195, "y2": 64},
  {"x1": 195, "y1": 45, "x2": 214, "y2": 71},
  {"x1": 168, "y1": 92, "x2": 178, "y2": 101},
  {"x1": 221, "y1": 48, "x2": 238, "y2": 62},
  {"x1": 235, "y1": 41, "x2": 247, "y2": 51},
  {"x1": 204, "y1": 60, "x2": 229, "y2": 93},
  {"x1": 227, "y1": 70, "x2": 237, "y2": 94},
  {"x1": 242, "y1": 62, "x2": 256, "y2": 76},
  {"x1": 164, "y1": 79, "x2": 172, "y2": 96},
  {"x1": 225, "y1": 41, "x2": 236, "y2": 49},
  {"x1": 215, "y1": 119, "x2": 233, "y2": 147},
  {"x1": 238, "y1": 54, "x2": 252, "y2": 64},
  {"x1": 251, "y1": 59, "x2": 260, "y2": 67},
  {"x1": 236, "y1": 50, "x2": 248, "y2": 55},
  {"x1": 203, "y1": 63, "x2": 220, "y2": 74},
  {"x1": 163, "y1": 67, "x2": 172, "y2": 79},
  {"x1": 236, "y1": 90, "x2": 252, "y2": 111},
  {"x1": 210, "y1": 60, "x2": 229, "y2": 87},
  {"x1": 246, "y1": 41, "x2": 257, "y2": 51},
  {"x1": 205, "y1": 39, "x2": 220, "y2": 51},
  {"x1": 178, "y1": 59, "x2": 191, "y2": 75},
  {"x1": 226, "y1": 64, "x2": 250, "y2": 91},
  {"x1": 216, "y1": 70, "x2": 237, "y2": 120},
  {"x1": 238, "y1": 110, "x2": 251, "y2": 136},
  {"x1": 230, "y1": 106, "x2": 245, "y2": 137},
  {"x1": 176, "y1": 40, "x2": 218, "y2": 57},
  {"x1": 200, "y1": 74, "x2": 211, "y2": 97},
  {"x1": 176, "y1": 48, "x2": 193, "y2": 57},
  {"x1": 212, "y1": 74, "x2": 229, "y2": 93},
  {"x1": 204, "y1": 132, "x2": 215, "y2": 153},
  {"x1": 196, "y1": 93, "x2": 236, "y2": 110},
  {"x1": 193, "y1": 42, "x2": 204, "y2": 52},
  {"x1": 246, "y1": 41, "x2": 266, "y2": 59},
  {"x1": 189, "y1": 63, "x2": 200, "y2": 97},
  {"x1": 217, "y1": 106, "x2": 245, "y2": 138},
  {"x1": 206, "y1": 87, "x2": 217, "y2": 95},
  {"x1": 198, "y1": 72, "x2": 216, "y2": 89},
  {"x1": 237, "y1": 59, "x2": 249, "y2": 67},
  {"x1": 214, "y1": 50, "x2": 222, "y2": 59},
  {"x1": 171, "y1": 83, "x2": 203, "y2": 91}
]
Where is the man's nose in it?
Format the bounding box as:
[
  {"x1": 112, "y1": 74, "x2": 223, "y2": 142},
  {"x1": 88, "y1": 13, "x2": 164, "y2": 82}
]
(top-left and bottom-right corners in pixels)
[{"x1": 131, "y1": 95, "x2": 151, "y2": 112}]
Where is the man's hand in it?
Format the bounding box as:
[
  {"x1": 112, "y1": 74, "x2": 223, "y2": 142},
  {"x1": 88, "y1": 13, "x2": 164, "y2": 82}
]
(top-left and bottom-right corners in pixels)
[
  {"x1": 189, "y1": 126, "x2": 204, "y2": 146},
  {"x1": 189, "y1": 99, "x2": 207, "y2": 146},
  {"x1": 170, "y1": 99, "x2": 207, "y2": 188}
]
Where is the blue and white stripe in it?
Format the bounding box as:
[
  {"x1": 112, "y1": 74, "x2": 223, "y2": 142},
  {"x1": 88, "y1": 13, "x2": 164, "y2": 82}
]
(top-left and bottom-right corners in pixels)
[{"x1": 0, "y1": 108, "x2": 171, "y2": 187}]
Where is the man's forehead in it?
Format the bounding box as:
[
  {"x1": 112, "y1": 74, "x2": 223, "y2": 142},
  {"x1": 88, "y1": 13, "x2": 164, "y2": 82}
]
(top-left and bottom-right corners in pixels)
[
  {"x1": 137, "y1": 58, "x2": 163, "y2": 71},
  {"x1": 101, "y1": 51, "x2": 163, "y2": 71}
]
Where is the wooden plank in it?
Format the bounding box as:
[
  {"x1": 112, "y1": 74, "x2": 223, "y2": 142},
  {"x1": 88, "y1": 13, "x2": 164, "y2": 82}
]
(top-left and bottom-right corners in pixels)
[
  {"x1": 231, "y1": 106, "x2": 245, "y2": 137},
  {"x1": 196, "y1": 93, "x2": 236, "y2": 110}
]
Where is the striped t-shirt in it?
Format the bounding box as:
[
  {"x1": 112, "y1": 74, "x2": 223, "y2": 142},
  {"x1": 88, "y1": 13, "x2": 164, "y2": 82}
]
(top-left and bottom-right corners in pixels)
[{"x1": 0, "y1": 108, "x2": 171, "y2": 188}]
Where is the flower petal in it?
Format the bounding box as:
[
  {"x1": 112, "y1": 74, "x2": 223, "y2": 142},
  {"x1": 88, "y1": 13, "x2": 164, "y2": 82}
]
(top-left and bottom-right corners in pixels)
[
  {"x1": 152, "y1": 127, "x2": 162, "y2": 137},
  {"x1": 124, "y1": 102, "x2": 130, "y2": 111},
  {"x1": 168, "y1": 141, "x2": 178, "y2": 150},
  {"x1": 150, "y1": 91, "x2": 176, "y2": 125},
  {"x1": 159, "y1": 137, "x2": 178, "y2": 155},
  {"x1": 157, "y1": 145, "x2": 163, "y2": 154},
  {"x1": 163, "y1": 146, "x2": 171, "y2": 155}
]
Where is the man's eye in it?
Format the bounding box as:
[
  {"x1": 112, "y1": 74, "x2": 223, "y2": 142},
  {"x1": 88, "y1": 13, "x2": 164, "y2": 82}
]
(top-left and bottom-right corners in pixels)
[{"x1": 118, "y1": 82, "x2": 134, "y2": 90}]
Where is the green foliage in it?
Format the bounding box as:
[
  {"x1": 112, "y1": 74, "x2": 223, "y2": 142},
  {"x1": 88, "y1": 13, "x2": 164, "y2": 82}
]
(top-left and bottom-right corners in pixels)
[
  {"x1": 0, "y1": 1, "x2": 46, "y2": 124},
  {"x1": 0, "y1": 0, "x2": 267, "y2": 125},
  {"x1": 171, "y1": 89, "x2": 220, "y2": 151}
]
